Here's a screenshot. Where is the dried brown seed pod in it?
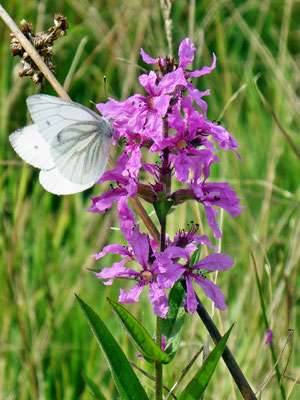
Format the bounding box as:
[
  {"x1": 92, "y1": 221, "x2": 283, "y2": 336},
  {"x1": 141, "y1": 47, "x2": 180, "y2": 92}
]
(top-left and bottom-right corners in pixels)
[{"x1": 9, "y1": 14, "x2": 69, "y2": 88}]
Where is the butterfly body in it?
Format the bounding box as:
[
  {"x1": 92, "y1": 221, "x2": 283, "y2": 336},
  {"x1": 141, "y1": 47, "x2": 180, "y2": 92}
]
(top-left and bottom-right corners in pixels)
[{"x1": 9, "y1": 94, "x2": 114, "y2": 195}]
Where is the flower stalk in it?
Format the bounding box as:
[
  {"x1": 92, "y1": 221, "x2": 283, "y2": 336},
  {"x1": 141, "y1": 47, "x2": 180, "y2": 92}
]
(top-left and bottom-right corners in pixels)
[{"x1": 155, "y1": 316, "x2": 164, "y2": 400}]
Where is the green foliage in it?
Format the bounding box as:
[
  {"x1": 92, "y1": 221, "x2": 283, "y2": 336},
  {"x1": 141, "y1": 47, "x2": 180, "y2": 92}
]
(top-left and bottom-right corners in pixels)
[
  {"x1": 76, "y1": 295, "x2": 149, "y2": 400},
  {"x1": 1, "y1": 1, "x2": 299, "y2": 399},
  {"x1": 163, "y1": 282, "x2": 186, "y2": 359},
  {"x1": 108, "y1": 298, "x2": 171, "y2": 364},
  {"x1": 190, "y1": 245, "x2": 202, "y2": 267},
  {"x1": 179, "y1": 325, "x2": 233, "y2": 399},
  {"x1": 153, "y1": 199, "x2": 174, "y2": 224},
  {"x1": 81, "y1": 371, "x2": 106, "y2": 400}
]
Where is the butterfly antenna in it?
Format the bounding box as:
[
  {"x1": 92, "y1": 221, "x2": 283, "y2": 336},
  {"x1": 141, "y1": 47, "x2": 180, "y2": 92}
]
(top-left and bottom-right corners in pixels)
[{"x1": 104, "y1": 75, "x2": 107, "y2": 100}]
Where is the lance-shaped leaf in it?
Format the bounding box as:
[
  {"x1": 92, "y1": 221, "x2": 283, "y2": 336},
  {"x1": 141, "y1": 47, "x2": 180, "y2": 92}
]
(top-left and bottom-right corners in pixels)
[
  {"x1": 76, "y1": 295, "x2": 149, "y2": 400},
  {"x1": 163, "y1": 282, "x2": 186, "y2": 359},
  {"x1": 179, "y1": 325, "x2": 234, "y2": 400},
  {"x1": 153, "y1": 199, "x2": 174, "y2": 224},
  {"x1": 190, "y1": 245, "x2": 202, "y2": 267},
  {"x1": 108, "y1": 298, "x2": 171, "y2": 364},
  {"x1": 81, "y1": 371, "x2": 106, "y2": 400}
]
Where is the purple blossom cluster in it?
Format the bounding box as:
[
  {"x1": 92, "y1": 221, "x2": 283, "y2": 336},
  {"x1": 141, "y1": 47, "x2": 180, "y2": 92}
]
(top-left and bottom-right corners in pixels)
[{"x1": 90, "y1": 38, "x2": 244, "y2": 318}]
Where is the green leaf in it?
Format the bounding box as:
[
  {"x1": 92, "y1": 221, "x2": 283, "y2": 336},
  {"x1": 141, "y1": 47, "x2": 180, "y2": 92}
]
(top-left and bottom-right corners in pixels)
[
  {"x1": 190, "y1": 245, "x2": 202, "y2": 267},
  {"x1": 88, "y1": 267, "x2": 102, "y2": 273},
  {"x1": 76, "y1": 295, "x2": 149, "y2": 400},
  {"x1": 153, "y1": 199, "x2": 174, "y2": 223},
  {"x1": 163, "y1": 282, "x2": 186, "y2": 359},
  {"x1": 108, "y1": 298, "x2": 171, "y2": 364},
  {"x1": 81, "y1": 370, "x2": 106, "y2": 400},
  {"x1": 179, "y1": 325, "x2": 234, "y2": 400}
]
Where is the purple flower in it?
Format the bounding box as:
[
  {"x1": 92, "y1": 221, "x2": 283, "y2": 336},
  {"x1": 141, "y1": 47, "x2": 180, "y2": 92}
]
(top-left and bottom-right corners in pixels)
[
  {"x1": 142, "y1": 38, "x2": 216, "y2": 78},
  {"x1": 155, "y1": 246, "x2": 234, "y2": 313},
  {"x1": 97, "y1": 69, "x2": 187, "y2": 148},
  {"x1": 88, "y1": 153, "x2": 137, "y2": 214},
  {"x1": 168, "y1": 222, "x2": 217, "y2": 252},
  {"x1": 265, "y1": 328, "x2": 273, "y2": 346},
  {"x1": 91, "y1": 38, "x2": 243, "y2": 215},
  {"x1": 189, "y1": 169, "x2": 245, "y2": 238},
  {"x1": 94, "y1": 226, "x2": 169, "y2": 318}
]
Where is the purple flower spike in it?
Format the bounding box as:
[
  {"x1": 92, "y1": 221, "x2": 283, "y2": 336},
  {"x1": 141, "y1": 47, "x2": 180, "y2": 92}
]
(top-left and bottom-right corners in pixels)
[
  {"x1": 265, "y1": 328, "x2": 273, "y2": 346},
  {"x1": 90, "y1": 37, "x2": 244, "y2": 320}
]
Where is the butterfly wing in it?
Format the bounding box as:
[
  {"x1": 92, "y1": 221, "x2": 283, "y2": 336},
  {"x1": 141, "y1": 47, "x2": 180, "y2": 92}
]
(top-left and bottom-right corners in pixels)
[
  {"x1": 26, "y1": 94, "x2": 104, "y2": 143},
  {"x1": 50, "y1": 120, "x2": 113, "y2": 185},
  {"x1": 9, "y1": 124, "x2": 96, "y2": 195},
  {"x1": 9, "y1": 95, "x2": 114, "y2": 195},
  {"x1": 9, "y1": 125, "x2": 54, "y2": 169},
  {"x1": 39, "y1": 167, "x2": 95, "y2": 195}
]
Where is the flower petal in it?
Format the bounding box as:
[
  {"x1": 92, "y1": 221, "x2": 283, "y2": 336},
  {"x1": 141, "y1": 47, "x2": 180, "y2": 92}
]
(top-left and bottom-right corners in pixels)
[
  {"x1": 187, "y1": 86, "x2": 210, "y2": 117},
  {"x1": 194, "y1": 253, "x2": 234, "y2": 271},
  {"x1": 118, "y1": 197, "x2": 136, "y2": 242},
  {"x1": 95, "y1": 260, "x2": 138, "y2": 285},
  {"x1": 140, "y1": 48, "x2": 159, "y2": 64},
  {"x1": 92, "y1": 244, "x2": 132, "y2": 260},
  {"x1": 119, "y1": 283, "x2": 144, "y2": 303},
  {"x1": 185, "y1": 276, "x2": 198, "y2": 314},
  {"x1": 203, "y1": 182, "x2": 245, "y2": 218},
  {"x1": 158, "y1": 68, "x2": 187, "y2": 94},
  {"x1": 173, "y1": 152, "x2": 191, "y2": 183},
  {"x1": 192, "y1": 234, "x2": 217, "y2": 250},
  {"x1": 203, "y1": 203, "x2": 223, "y2": 238},
  {"x1": 194, "y1": 276, "x2": 227, "y2": 310},
  {"x1": 178, "y1": 38, "x2": 196, "y2": 70},
  {"x1": 98, "y1": 153, "x2": 129, "y2": 184},
  {"x1": 149, "y1": 281, "x2": 169, "y2": 318},
  {"x1": 186, "y1": 53, "x2": 217, "y2": 78},
  {"x1": 130, "y1": 226, "x2": 149, "y2": 269},
  {"x1": 157, "y1": 247, "x2": 190, "y2": 269},
  {"x1": 88, "y1": 188, "x2": 126, "y2": 214},
  {"x1": 152, "y1": 94, "x2": 172, "y2": 116},
  {"x1": 139, "y1": 71, "x2": 157, "y2": 95},
  {"x1": 157, "y1": 263, "x2": 184, "y2": 288}
]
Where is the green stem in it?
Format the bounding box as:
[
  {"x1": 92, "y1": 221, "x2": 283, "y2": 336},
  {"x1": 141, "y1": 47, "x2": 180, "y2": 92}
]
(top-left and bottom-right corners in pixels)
[
  {"x1": 155, "y1": 316, "x2": 163, "y2": 400},
  {"x1": 155, "y1": 115, "x2": 169, "y2": 399},
  {"x1": 155, "y1": 214, "x2": 167, "y2": 400}
]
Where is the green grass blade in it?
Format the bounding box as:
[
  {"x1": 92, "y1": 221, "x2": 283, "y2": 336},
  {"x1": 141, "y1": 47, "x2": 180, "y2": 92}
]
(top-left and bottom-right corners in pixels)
[
  {"x1": 76, "y1": 295, "x2": 149, "y2": 400},
  {"x1": 252, "y1": 254, "x2": 286, "y2": 399},
  {"x1": 81, "y1": 370, "x2": 106, "y2": 400},
  {"x1": 179, "y1": 325, "x2": 234, "y2": 400},
  {"x1": 108, "y1": 298, "x2": 171, "y2": 364}
]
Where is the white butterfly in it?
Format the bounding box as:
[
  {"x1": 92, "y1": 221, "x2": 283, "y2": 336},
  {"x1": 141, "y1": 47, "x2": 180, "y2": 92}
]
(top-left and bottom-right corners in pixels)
[{"x1": 9, "y1": 94, "x2": 114, "y2": 195}]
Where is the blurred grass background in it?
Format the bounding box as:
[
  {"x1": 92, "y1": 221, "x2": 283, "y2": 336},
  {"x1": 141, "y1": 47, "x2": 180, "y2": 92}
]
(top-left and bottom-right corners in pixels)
[{"x1": 0, "y1": 0, "x2": 299, "y2": 399}]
